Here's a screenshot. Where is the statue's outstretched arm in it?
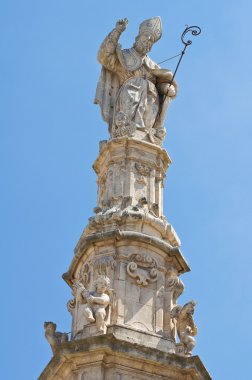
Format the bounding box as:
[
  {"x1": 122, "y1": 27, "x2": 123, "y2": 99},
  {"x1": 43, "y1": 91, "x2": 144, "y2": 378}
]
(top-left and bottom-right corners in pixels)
[{"x1": 97, "y1": 18, "x2": 128, "y2": 71}]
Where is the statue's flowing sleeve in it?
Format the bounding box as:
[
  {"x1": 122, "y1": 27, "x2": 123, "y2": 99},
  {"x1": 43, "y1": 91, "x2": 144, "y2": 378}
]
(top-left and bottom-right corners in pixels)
[
  {"x1": 94, "y1": 68, "x2": 119, "y2": 132},
  {"x1": 94, "y1": 28, "x2": 122, "y2": 132}
]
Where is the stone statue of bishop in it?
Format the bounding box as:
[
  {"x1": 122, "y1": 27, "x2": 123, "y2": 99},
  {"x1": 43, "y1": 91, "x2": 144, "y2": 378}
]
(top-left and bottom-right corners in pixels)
[{"x1": 94, "y1": 17, "x2": 178, "y2": 146}]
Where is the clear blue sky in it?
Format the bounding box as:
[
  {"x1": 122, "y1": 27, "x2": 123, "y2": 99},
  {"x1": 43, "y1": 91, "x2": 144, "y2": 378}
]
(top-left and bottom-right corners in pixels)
[{"x1": 1, "y1": 1, "x2": 251, "y2": 379}]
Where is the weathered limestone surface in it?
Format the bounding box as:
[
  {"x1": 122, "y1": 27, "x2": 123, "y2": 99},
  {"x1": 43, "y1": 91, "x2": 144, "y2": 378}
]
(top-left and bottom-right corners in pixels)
[
  {"x1": 39, "y1": 331, "x2": 212, "y2": 380},
  {"x1": 94, "y1": 17, "x2": 177, "y2": 146},
  {"x1": 44, "y1": 322, "x2": 69, "y2": 354},
  {"x1": 93, "y1": 138, "x2": 171, "y2": 217},
  {"x1": 61, "y1": 135, "x2": 190, "y2": 346},
  {"x1": 40, "y1": 16, "x2": 211, "y2": 380},
  {"x1": 63, "y1": 228, "x2": 188, "y2": 343}
]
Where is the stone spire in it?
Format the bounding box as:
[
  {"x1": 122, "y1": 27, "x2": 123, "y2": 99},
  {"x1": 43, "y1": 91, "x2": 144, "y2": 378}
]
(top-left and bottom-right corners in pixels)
[{"x1": 39, "y1": 17, "x2": 211, "y2": 380}]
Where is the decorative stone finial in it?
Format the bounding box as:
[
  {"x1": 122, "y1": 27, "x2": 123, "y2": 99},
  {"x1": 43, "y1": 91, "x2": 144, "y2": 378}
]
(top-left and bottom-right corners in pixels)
[{"x1": 44, "y1": 322, "x2": 68, "y2": 354}]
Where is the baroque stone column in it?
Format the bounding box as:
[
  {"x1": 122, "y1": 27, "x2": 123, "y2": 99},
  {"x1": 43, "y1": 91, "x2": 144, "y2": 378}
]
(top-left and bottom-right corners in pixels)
[{"x1": 39, "y1": 16, "x2": 211, "y2": 380}]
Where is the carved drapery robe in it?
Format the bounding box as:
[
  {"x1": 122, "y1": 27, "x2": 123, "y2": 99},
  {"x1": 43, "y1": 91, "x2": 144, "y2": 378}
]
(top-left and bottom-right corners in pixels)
[{"x1": 94, "y1": 28, "x2": 170, "y2": 141}]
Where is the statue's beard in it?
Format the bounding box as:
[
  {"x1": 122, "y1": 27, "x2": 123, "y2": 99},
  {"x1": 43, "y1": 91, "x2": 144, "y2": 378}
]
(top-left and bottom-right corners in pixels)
[{"x1": 133, "y1": 42, "x2": 148, "y2": 56}]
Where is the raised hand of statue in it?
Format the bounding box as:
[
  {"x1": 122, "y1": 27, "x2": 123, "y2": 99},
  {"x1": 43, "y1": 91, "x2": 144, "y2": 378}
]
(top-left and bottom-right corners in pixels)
[
  {"x1": 73, "y1": 280, "x2": 90, "y2": 301},
  {"x1": 115, "y1": 18, "x2": 128, "y2": 32},
  {"x1": 166, "y1": 84, "x2": 176, "y2": 97}
]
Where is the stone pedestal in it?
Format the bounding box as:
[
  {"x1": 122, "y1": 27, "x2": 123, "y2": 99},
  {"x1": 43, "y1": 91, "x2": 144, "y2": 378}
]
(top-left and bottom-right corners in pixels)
[
  {"x1": 93, "y1": 137, "x2": 171, "y2": 218},
  {"x1": 40, "y1": 136, "x2": 211, "y2": 379},
  {"x1": 39, "y1": 135, "x2": 212, "y2": 379},
  {"x1": 61, "y1": 138, "x2": 187, "y2": 342}
]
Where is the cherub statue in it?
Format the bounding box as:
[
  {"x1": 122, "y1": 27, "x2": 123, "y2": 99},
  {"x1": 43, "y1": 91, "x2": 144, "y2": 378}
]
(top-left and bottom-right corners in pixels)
[
  {"x1": 94, "y1": 17, "x2": 178, "y2": 145},
  {"x1": 73, "y1": 275, "x2": 111, "y2": 333},
  {"x1": 171, "y1": 301, "x2": 197, "y2": 356},
  {"x1": 44, "y1": 322, "x2": 68, "y2": 354}
]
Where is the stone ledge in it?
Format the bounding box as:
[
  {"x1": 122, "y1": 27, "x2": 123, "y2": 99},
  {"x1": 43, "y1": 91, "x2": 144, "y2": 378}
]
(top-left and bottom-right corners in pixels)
[
  {"x1": 75, "y1": 324, "x2": 175, "y2": 353},
  {"x1": 87, "y1": 205, "x2": 181, "y2": 247},
  {"x1": 38, "y1": 331, "x2": 212, "y2": 380},
  {"x1": 63, "y1": 229, "x2": 190, "y2": 287},
  {"x1": 93, "y1": 137, "x2": 172, "y2": 176}
]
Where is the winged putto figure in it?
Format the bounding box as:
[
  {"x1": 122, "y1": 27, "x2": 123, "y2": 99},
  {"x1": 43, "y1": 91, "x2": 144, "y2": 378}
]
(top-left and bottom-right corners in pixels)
[{"x1": 171, "y1": 300, "x2": 198, "y2": 356}]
